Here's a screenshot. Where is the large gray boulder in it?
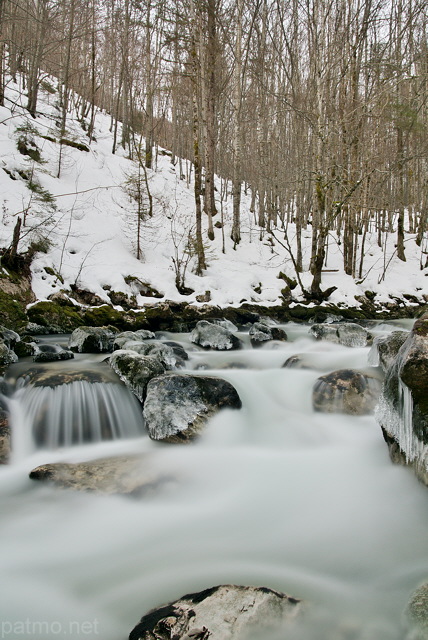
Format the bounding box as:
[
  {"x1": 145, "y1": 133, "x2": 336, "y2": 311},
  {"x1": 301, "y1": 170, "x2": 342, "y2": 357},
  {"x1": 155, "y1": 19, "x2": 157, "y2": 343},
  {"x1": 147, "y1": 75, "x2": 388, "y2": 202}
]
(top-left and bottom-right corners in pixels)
[
  {"x1": 29, "y1": 455, "x2": 167, "y2": 494},
  {"x1": 113, "y1": 330, "x2": 156, "y2": 350},
  {"x1": 118, "y1": 340, "x2": 186, "y2": 369},
  {"x1": 68, "y1": 326, "x2": 117, "y2": 353},
  {"x1": 143, "y1": 373, "x2": 242, "y2": 442},
  {"x1": 109, "y1": 350, "x2": 166, "y2": 402},
  {"x1": 190, "y1": 321, "x2": 242, "y2": 351},
  {"x1": 129, "y1": 584, "x2": 303, "y2": 640},
  {"x1": 0, "y1": 341, "x2": 18, "y2": 367},
  {"x1": 375, "y1": 313, "x2": 428, "y2": 484},
  {"x1": 249, "y1": 322, "x2": 287, "y2": 348},
  {"x1": 310, "y1": 322, "x2": 371, "y2": 347},
  {"x1": 313, "y1": 369, "x2": 382, "y2": 415},
  {"x1": 368, "y1": 331, "x2": 409, "y2": 372}
]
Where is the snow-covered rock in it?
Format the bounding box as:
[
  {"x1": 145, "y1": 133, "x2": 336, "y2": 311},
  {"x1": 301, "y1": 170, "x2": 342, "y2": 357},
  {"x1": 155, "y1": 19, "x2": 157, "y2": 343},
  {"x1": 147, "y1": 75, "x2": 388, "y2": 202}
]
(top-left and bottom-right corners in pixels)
[
  {"x1": 129, "y1": 584, "x2": 303, "y2": 640},
  {"x1": 119, "y1": 340, "x2": 185, "y2": 369},
  {"x1": 68, "y1": 326, "x2": 117, "y2": 353},
  {"x1": 0, "y1": 325, "x2": 20, "y2": 348},
  {"x1": 113, "y1": 330, "x2": 156, "y2": 350},
  {"x1": 310, "y1": 322, "x2": 372, "y2": 347},
  {"x1": 190, "y1": 320, "x2": 242, "y2": 351},
  {"x1": 313, "y1": 369, "x2": 382, "y2": 415},
  {"x1": 0, "y1": 342, "x2": 18, "y2": 367},
  {"x1": 109, "y1": 350, "x2": 166, "y2": 402},
  {"x1": 143, "y1": 373, "x2": 242, "y2": 442}
]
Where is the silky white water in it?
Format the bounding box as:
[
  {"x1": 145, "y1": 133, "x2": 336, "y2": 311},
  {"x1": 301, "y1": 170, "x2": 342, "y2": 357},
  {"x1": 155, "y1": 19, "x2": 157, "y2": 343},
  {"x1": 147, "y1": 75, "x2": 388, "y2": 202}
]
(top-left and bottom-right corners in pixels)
[{"x1": 0, "y1": 323, "x2": 427, "y2": 640}]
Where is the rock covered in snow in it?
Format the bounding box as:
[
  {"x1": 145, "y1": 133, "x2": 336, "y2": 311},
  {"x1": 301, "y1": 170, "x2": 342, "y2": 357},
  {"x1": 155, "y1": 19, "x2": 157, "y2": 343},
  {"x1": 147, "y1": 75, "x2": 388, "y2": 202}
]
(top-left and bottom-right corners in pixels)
[
  {"x1": 249, "y1": 322, "x2": 287, "y2": 347},
  {"x1": 29, "y1": 454, "x2": 168, "y2": 494},
  {"x1": 113, "y1": 330, "x2": 156, "y2": 350},
  {"x1": 129, "y1": 584, "x2": 303, "y2": 640},
  {"x1": 310, "y1": 322, "x2": 372, "y2": 347},
  {"x1": 375, "y1": 313, "x2": 428, "y2": 484},
  {"x1": 109, "y1": 350, "x2": 166, "y2": 401},
  {"x1": 368, "y1": 330, "x2": 409, "y2": 372},
  {"x1": 190, "y1": 321, "x2": 242, "y2": 351},
  {"x1": 143, "y1": 373, "x2": 242, "y2": 442},
  {"x1": 405, "y1": 583, "x2": 428, "y2": 640},
  {"x1": 68, "y1": 326, "x2": 117, "y2": 353},
  {"x1": 33, "y1": 343, "x2": 74, "y2": 363},
  {"x1": 0, "y1": 325, "x2": 20, "y2": 348},
  {"x1": 0, "y1": 342, "x2": 18, "y2": 367},
  {"x1": 313, "y1": 369, "x2": 382, "y2": 415}
]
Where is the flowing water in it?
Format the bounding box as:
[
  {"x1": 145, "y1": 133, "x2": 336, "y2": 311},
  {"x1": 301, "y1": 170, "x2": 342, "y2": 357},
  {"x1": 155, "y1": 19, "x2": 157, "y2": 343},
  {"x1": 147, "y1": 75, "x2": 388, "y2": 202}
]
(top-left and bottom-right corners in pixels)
[{"x1": 0, "y1": 321, "x2": 427, "y2": 640}]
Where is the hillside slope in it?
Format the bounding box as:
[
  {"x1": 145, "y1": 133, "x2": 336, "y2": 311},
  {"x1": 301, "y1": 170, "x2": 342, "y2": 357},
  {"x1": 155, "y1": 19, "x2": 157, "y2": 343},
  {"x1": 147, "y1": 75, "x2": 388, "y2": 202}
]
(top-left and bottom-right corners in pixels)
[{"x1": 0, "y1": 75, "x2": 427, "y2": 315}]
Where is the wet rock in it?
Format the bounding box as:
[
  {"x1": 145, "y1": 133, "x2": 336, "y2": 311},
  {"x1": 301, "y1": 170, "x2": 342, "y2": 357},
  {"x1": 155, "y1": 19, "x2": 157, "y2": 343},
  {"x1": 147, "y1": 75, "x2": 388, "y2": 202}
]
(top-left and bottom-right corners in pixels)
[
  {"x1": 310, "y1": 322, "x2": 371, "y2": 347},
  {"x1": 21, "y1": 367, "x2": 111, "y2": 388},
  {"x1": 190, "y1": 321, "x2": 242, "y2": 351},
  {"x1": 375, "y1": 313, "x2": 428, "y2": 484},
  {"x1": 129, "y1": 584, "x2": 303, "y2": 640},
  {"x1": 14, "y1": 338, "x2": 37, "y2": 357},
  {"x1": 33, "y1": 343, "x2": 74, "y2": 363},
  {"x1": 68, "y1": 326, "x2": 117, "y2": 353},
  {"x1": 249, "y1": 322, "x2": 287, "y2": 348},
  {"x1": 368, "y1": 331, "x2": 409, "y2": 372},
  {"x1": 0, "y1": 341, "x2": 18, "y2": 367},
  {"x1": 405, "y1": 583, "x2": 428, "y2": 640},
  {"x1": 163, "y1": 341, "x2": 189, "y2": 362},
  {"x1": 118, "y1": 340, "x2": 185, "y2": 369},
  {"x1": 282, "y1": 354, "x2": 313, "y2": 369},
  {"x1": 109, "y1": 350, "x2": 166, "y2": 402},
  {"x1": 144, "y1": 373, "x2": 242, "y2": 443},
  {"x1": 0, "y1": 409, "x2": 10, "y2": 464},
  {"x1": 29, "y1": 455, "x2": 166, "y2": 494},
  {"x1": 0, "y1": 325, "x2": 20, "y2": 348},
  {"x1": 313, "y1": 369, "x2": 382, "y2": 415},
  {"x1": 113, "y1": 330, "x2": 156, "y2": 350}
]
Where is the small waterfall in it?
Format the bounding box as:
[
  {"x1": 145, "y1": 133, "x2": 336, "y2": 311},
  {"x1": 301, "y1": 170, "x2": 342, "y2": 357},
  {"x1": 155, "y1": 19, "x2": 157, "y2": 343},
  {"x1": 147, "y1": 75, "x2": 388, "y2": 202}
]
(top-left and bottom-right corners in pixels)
[{"x1": 9, "y1": 380, "x2": 145, "y2": 453}]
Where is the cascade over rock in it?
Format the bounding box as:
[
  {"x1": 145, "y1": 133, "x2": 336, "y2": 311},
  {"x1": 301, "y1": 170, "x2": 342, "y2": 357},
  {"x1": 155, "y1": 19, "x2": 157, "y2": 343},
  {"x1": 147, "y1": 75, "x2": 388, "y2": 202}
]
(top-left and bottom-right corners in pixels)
[
  {"x1": 375, "y1": 313, "x2": 428, "y2": 484},
  {"x1": 310, "y1": 322, "x2": 372, "y2": 347},
  {"x1": 190, "y1": 321, "x2": 242, "y2": 351},
  {"x1": 129, "y1": 584, "x2": 303, "y2": 640},
  {"x1": 143, "y1": 373, "x2": 242, "y2": 442},
  {"x1": 368, "y1": 330, "x2": 409, "y2": 372},
  {"x1": 313, "y1": 369, "x2": 382, "y2": 415}
]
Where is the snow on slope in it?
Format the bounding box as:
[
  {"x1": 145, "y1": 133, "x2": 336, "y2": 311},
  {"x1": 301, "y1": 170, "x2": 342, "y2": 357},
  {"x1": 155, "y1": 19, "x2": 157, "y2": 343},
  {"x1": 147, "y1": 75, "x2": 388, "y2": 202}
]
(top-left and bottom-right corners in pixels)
[{"x1": 0, "y1": 75, "x2": 427, "y2": 311}]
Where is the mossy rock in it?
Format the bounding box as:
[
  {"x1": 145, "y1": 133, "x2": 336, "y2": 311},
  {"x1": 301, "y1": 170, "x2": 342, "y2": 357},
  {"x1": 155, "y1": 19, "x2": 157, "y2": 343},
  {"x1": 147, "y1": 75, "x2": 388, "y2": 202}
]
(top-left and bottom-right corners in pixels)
[
  {"x1": 82, "y1": 305, "x2": 149, "y2": 330},
  {"x1": 27, "y1": 301, "x2": 82, "y2": 332},
  {"x1": 0, "y1": 291, "x2": 27, "y2": 331}
]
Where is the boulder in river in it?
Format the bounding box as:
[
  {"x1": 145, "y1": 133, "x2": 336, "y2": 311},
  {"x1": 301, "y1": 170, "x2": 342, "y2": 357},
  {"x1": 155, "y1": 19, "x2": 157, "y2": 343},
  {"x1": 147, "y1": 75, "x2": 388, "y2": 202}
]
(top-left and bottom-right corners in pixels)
[
  {"x1": 313, "y1": 369, "x2": 382, "y2": 415},
  {"x1": 109, "y1": 350, "x2": 166, "y2": 402},
  {"x1": 113, "y1": 330, "x2": 156, "y2": 350},
  {"x1": 68, "y1": 326, "x2": 117, "y2": 353},
  {"x1": 33, "y1": 343, "x2": 74, "y2": 363},
  {"x1": 29, "y1": 455, "x2": 168, "y2": 494},
  {"x1": 128, "y1": 584, "x2": 303, "y2": 640},
  {"x1": 0, "y1": 341, "x2": 18, "y2": 367},
  {"x1": 144, "y1": 373, "x2": 242, "y2": 442},
  {"x1": 310, "y1": 322, "x2": 372, "y2": 347},
  {"x1": 249, "y1": 322, "x2": 287, "y2": 347},
  {"x1": 190, "y1": 320, "x2": 242, "y2": 351},
  {"x1": 405, "y1": 582, "x2": 428, "y2": 640},
  {"x1": 368, "y1": 330, "x2": 409, "y2": 372},
  {"x1": 118, "y1": 340, "x2": 186, "y2": 369},
  {"x1": 375, "y1": 313, "x2": 428, "y2": 485}
]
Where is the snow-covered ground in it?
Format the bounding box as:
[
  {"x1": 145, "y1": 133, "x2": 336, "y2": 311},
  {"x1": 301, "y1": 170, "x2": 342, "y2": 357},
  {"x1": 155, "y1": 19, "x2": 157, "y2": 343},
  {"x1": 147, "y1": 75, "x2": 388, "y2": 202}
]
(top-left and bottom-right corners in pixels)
[{"x1": 0, "y1": 75, "x2": 426, "y2": 311}]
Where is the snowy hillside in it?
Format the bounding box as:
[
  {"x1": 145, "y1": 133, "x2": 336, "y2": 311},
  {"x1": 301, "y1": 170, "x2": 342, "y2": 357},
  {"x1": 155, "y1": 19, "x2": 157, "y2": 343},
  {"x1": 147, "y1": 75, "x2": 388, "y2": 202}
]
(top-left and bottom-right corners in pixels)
[{"x1": 0, "y1": 75, "x2": 427, "y2": 313}]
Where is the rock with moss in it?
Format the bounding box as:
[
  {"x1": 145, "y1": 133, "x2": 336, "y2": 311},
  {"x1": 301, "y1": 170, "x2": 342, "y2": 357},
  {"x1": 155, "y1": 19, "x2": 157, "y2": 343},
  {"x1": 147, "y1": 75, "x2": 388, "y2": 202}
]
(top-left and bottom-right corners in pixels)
[
  {"x1": 249, "y1": 321, "x2": 287, "y2": 347},
  {"x1": 33, "y1": 343, "x2": 74, "y2": 362},
  {"x1": 310, "y1": 322, "x2": 372, "y2": 347},
  {"x1": 191, "y1": 320, "x2": 242, "y2": 351},
  {"x1": 14, "y1": 338, "x2": 37, "y2": 357},
  {"x1": 405, "y1": 583, "x2": 428, "y2": 639},
  {"x1": 313, "y1": 369, "x2": 382, "y2": 415},
  {"x1": 0, "y1": 342, "x2": 18, "y2": 367},
  {"x1": 144, "y1": 373, "x2": 242, "y2": 443},
  {"x1": 368, "y1": 330, "x2": 409, "y2": 372},
  {"x1": 375, "y1": 313, "x2": 428, "y2": 485},
  {"x1": 109, "y1": 350, "x2": 166, "y2": 402},
  {"x1": 29, "y1": 454, "x2": 168, "y2": 495},
  {"x1": 27, "y1": 300, "x2": 82, "y2": 333},
  {"x1": 0, "y1": 290, "x2": 28, "y2": 331},
  {"x1": 68, "y1": 326, "x2": 117, "y2": 353},
  {"x1": 129, "y1": 584, "x2": 303, "y2": 640}
]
